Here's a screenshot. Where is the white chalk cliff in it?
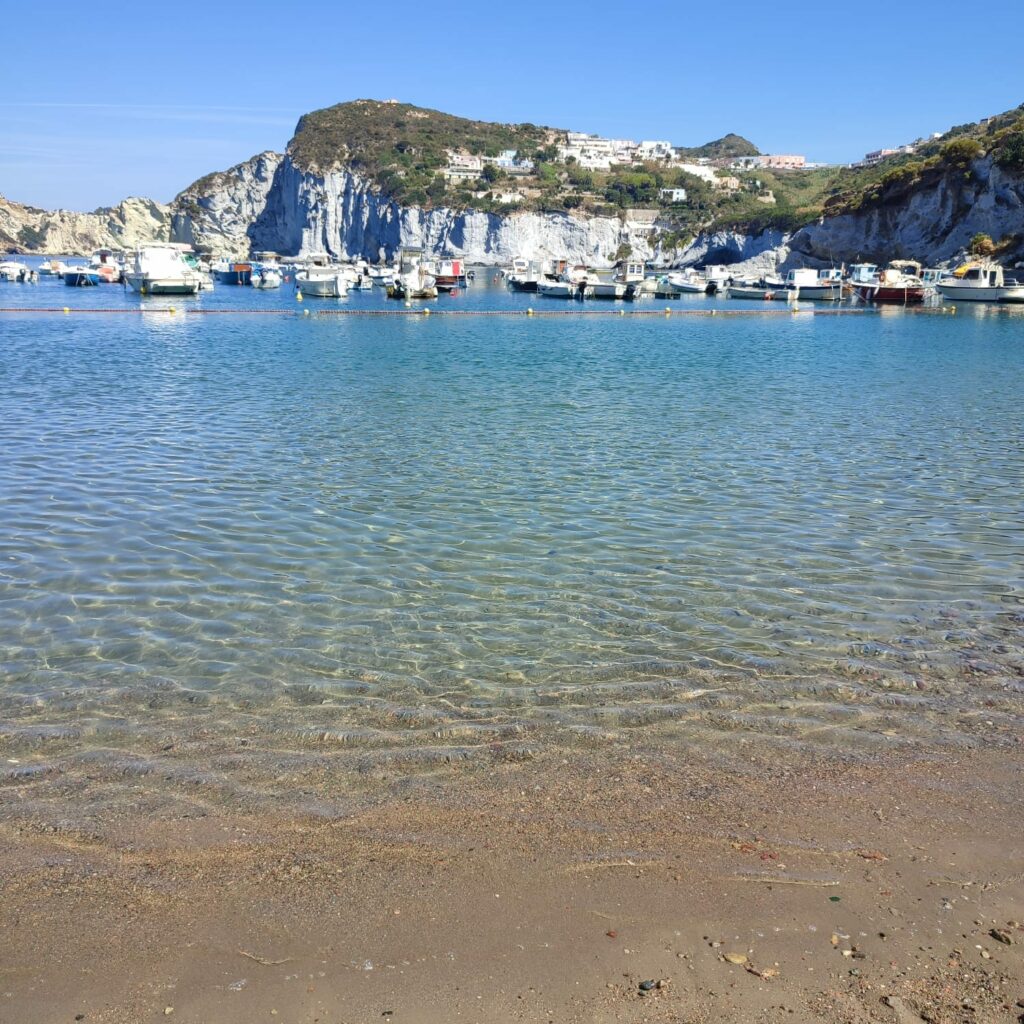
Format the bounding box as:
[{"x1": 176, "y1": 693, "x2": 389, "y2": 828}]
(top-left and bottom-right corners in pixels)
[{"x1": 0, "y1": 195, "x2": 169, "y2": 255}]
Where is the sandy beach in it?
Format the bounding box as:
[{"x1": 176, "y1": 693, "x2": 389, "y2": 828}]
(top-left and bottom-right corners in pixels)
[{"x1": 3, "y1": 739, "x2": 1022, "y2": 1024}]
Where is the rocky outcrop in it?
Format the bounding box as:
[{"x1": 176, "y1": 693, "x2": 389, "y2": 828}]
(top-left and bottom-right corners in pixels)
[
  {"x1": 788, "y1": 158, "x2": 1024, "y2": 267},
  {"x1": 170, "y1": 152, "x2": 283, "y2": 257},
  {"x1": 0, "y1": 195, "x2": 169, "y2": 255},
  {"x1": 263, "y1": 164, "x2": 660, "y2": 265}
]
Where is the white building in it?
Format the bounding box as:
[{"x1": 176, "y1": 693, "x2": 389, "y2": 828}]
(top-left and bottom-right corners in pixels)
[{"x1": 659, "y1": 188, "x2": 688, "y2": 203}]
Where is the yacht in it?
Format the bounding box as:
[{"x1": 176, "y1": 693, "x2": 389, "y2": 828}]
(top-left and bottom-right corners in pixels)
[
  {"x1": 63, "y1": 266, "x2": 100, "y2": 287},
  {"x1": 937, "y1": 262, "x2": 1024, "y2": 303},
  {"x1": 125, "y1": 244, "x2": 204, "y2": 295}
]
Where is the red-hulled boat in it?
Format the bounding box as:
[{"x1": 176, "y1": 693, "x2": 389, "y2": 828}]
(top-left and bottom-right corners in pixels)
[{"x1": 851, "y1": 262, "x2": 926, "y2": 304}]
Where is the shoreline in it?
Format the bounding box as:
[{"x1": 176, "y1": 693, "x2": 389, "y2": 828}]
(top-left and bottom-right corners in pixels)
[{"x1": 3, "y1": 742, "x2": 1022, "y2": 1023}]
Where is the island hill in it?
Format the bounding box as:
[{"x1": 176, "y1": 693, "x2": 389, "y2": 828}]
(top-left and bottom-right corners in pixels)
[
  {"x1": 172, "y1": 98, "x2": 1024, "y2": 261},
  {"x1": 3, "y1": 98, "x2": 1024, "y2": 267}
]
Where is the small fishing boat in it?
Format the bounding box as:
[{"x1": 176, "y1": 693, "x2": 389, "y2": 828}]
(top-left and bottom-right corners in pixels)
[
  {"x1": 723, "y1": 278, "x2": 791, "y2": 301},
  {"x1": 785, "y1": 267, "x2": 843, "y2": 301},
  {"x1": 63, "y1": 266, "x2": 100, "y2": 287},
  {"x1": 36, "y1": 259, "x2": 67, "y2": 276},
  {"x1": 296, "y1": 266, "x2": 349, "y2": 298},
  {"x1": 213, "y1": 261, "x2": 253, "y2": 286},
  {"x1": 431, "y1": 258, "x2": 468, "y2": 291},
  {"x1": 386, "y1": 249, "x2": 438, "y2": 300},
  {"x1": 850, "y1": 263, "x2": 926, "y2": 304},
  {"x1": 936, "y1": 261, "x2": 1024, "y2": 303},
  {"x1": 592, "y1": 260, "x2": 646, "y2": 300},
  {"x1": 661, "y1": 269, "x2": 708, "y2": 295},
  {"x1": 252, "y1": 266, "x2": 282, "y2": 289}
]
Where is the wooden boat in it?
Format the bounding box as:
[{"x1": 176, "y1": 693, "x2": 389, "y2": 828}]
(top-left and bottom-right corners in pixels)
[
  {"x1": 723, "y1": 278, "x2": 790, "y2": 301},
  {"x1": 851, "y1": 263, "x2": 926, "y2": 304}
]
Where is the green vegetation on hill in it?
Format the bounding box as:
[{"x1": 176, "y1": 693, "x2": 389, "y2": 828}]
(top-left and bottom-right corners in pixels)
[{"x1": 675, "y1": 133, "x2": 760, "y2": 161}]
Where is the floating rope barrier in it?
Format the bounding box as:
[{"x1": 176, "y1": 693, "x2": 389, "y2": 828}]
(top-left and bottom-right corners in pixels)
[{"x1": 0, "y1": 306, "x2": 885, "y2": 317}]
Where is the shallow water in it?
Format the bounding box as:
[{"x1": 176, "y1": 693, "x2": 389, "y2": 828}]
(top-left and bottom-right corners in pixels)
[{"x1": 1, "y1": 272, "x2": 1023, "y2": 813}]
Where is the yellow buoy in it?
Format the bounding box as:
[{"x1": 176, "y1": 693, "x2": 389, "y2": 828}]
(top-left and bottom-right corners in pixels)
[
  {"x1": 63, "y1": 306, "x2": 70, "y2": 314},
  {"x1": 296, "y1": 291, "x2": 303, "y2": 302},
  {"x1": 527, "y1": 308, "x2": 534, "y2": 316},
  {"x1": 423, "y1": 308, "x2": 430, "y2": 316},
  {"x1": 169, "y1": 307, "x2": 176, "y2": 315}
]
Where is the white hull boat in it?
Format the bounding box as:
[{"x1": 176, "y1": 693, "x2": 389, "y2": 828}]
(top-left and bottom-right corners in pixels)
[
  {"x1": 937, "y1": 263, "x2": 1024, "y2": 303},
  {"x1": 125, "y1": 244, "x2": 203, "y2": 295},
  {"x1": 297, "y1": 269, "x2": 349, "y2": 298},
  {"x1": 253, "y1": 268, "x2": 282, "y2": 289}
]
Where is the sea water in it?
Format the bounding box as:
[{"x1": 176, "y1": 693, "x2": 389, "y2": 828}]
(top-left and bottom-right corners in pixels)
[{"x1": 1, "y1": 272, "x2": 1022, "y2": 813}]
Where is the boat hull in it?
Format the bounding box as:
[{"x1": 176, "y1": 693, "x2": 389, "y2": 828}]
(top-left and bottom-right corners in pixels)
[
  {"x1": 856, "y1": 284, "x2": 925, "y2": 305},
  {"x1": 726, "y1": 285, "x2": 789, "y2": 300},
  {"x1": 299, "y1": 276, "x2": 347, "y2": 298},
  {"x1": 63, "y1": 270, "x2": 100, "y2": 287},
  {"x1": 937, "y1": 283, "x2": 1024, "y2": 303},
  {"x1": 214, "y1": 264, "x2": 252, "y2": 286},
  {"x1": 591, "y1": 283, "x2": 627, "y2": 299},
  {"x1": 789, "y1": 284, "x2": 842, "y2": 301},
  {"x1": 125, "y1": 274, "x2": 200, "y2": 295}
]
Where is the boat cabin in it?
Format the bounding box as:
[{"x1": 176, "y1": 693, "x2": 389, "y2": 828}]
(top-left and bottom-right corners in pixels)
[
  {"x1": 785, "y1": 268, "x2": 820, "y2": 288},
  {"x1": 848, "y1": 263, "x2": 878, "y2": 284},
  {"x1": 958, "y1": 264, "x2": 1006, "y2": 287}
]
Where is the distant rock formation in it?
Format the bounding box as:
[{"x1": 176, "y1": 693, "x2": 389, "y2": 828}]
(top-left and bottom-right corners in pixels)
[{"x1": 0, "y1": 195, "x2": 169, "y2": 255}]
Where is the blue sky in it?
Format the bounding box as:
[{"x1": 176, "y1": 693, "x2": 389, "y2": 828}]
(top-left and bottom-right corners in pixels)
[{"x1": 4, "y1": 0, "x2": 1022, "y2": 210}]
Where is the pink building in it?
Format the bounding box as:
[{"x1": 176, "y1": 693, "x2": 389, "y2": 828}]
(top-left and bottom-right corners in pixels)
[{"x1": 759, "y1": 154, "x2": 806, "y2": 170}]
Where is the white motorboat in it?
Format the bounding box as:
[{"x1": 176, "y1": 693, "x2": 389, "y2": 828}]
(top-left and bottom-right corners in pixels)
[
  {"x1": 296, "y1": 265, "x2": 349, "y2": 298},
  {"x1": 936, "y1": 262, "x2": 1024, "y2": 303},
  {"x1": 125, "y1": 244, "x2": 203, "y2": 295},
  {"x1": 785, "y1": 268, "x2": 843, "y2": 301},
  {"x1": 0, "y1": 260, "x2": 31, "y2": 282},
  {"x1": 387, "y1": 249, "x2": 438, "y2": 299},
  {"x1": 36, "y1": 259, "x2": 67, "y2": 276},
  {"x1": 662, "y1": 269, "x2": 708, "y2": 295},
  {"x1": 253, "y1": 266, "x2": 282, "y2": 289},
  {"x1": 723, "y1": 278, "x2": 792, "y2": 301}
]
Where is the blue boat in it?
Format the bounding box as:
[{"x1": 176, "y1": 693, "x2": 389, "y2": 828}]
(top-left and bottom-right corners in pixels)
[
  {"x1": 213, "y1": 261, "x2": 252, "y2": 286},
  {"x1": 63, "y1": 267, "x2": 100, "y2": 287}
]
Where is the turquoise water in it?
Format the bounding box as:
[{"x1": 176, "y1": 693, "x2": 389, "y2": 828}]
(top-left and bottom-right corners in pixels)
[{"x1": 1, "y1": 272, "x2": 1023, "y2": 796}]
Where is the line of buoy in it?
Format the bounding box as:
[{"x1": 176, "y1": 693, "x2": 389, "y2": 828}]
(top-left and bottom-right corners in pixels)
[{"x1": 0, "y1": 306, "x2": 971, "y2": 318}]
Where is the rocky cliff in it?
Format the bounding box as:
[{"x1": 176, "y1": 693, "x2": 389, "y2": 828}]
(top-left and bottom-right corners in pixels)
[
  {"x1": 0, "y1": 195, "x2": 169, "y2": 255},
  {"x1": 168, "y1": 153, "x2": 660, "y2": 265},
  {"x1": 170, "y1": 151, "x2": 282, "y2": 257},
  {"x1": 788, "y1": 156, "x2": 1024, "y2": 266}
]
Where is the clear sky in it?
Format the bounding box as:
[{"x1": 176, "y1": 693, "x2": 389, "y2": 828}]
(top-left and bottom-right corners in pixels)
[{"x1": 4, "y1": 0, "x2": 1023, "y2": 211}]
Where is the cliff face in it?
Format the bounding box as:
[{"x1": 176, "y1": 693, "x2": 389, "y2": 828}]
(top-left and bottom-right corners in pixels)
[
  {"x1": 788, "y1": 157, "x2": 1024, "y2": 265},
  {"x1": 170, "y1": 151, "x2": 282, "y2": 257},
  {"x1": 172, "y1": 154, "x2": 659, "y2": 265},
  {"x1": 0, "y1": 195, "x2": 169, "y2": 255}
]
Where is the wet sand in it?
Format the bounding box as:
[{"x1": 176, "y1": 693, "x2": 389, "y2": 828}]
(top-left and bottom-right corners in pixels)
[{"x1": 2, "y1": 742, "x2": 1022, "y2": 1023}]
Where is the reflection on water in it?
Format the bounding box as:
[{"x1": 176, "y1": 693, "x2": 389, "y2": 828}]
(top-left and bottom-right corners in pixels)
[{"x1": 0, "y1": 276, "x2": 1022, "y2": 818}]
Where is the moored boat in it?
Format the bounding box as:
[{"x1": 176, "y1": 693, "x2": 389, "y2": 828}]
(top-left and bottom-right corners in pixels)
[
  {"x1": 213, "y1": 261, "x2": 253, "y2": 286},
  {"x1": 296, "y1": 265, "x2": 349, "y2": 298},
  {"x1": 386, "y1": 249, "x2": 438, "y2": 300},
  {"x1": 723, "y1": 277, "x2": 791, "y2": 301},
  {"x1": 63, "y1": 266, "x2": 100, "y2": 287},
  {"x1": 785, "y1": 267, "x2": 843, "y2": 301},
  {"x1": 936, "y1": 261, "x2": 1024, "y2": 303},
  {"x1": 124, "y1": 244, "x2": 204, "y2": 295},
  {"x1": 252, "y1": 266, "x2": 282, "y2": 289},
  {"x1": 851, "y1": 263, "x2": 926, "y2": 304},
  {"x1": 0, "y1": 260, "x2": 34, "y2": 282}
]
